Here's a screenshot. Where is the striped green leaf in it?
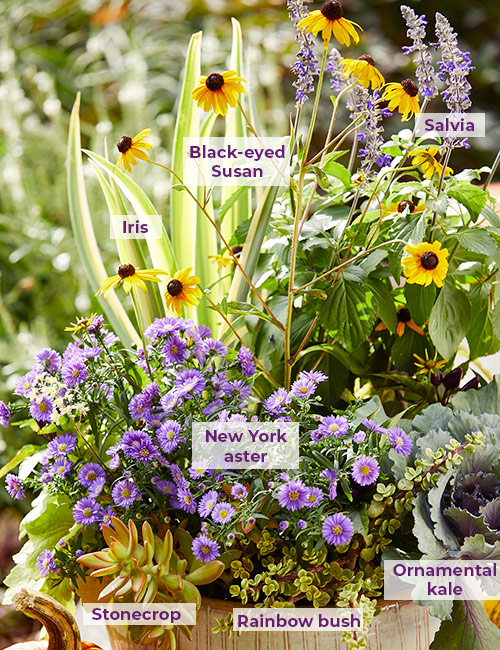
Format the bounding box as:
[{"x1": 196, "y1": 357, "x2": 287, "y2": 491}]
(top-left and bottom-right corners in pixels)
[{"x1": 66, "y1": 93, "x2": 140, "y2": 346}]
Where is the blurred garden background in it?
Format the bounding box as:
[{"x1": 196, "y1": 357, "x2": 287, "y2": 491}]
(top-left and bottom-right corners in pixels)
[{"x1": 0, "y1": 0, "x2": 499, "y2": 644}]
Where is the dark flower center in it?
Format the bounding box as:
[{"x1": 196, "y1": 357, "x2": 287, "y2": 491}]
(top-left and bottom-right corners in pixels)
[
  {"x1": 117, "y1": 136, "x2": 133, "y2": 153},
  {"x1": 358, "y1": 54, "x2": 376, "y2": 66},
  {"x1": 167, "y1": 279, "x2": 183, "y2": 296},
  {"x1": 434, "y1": 151, "x2": 442, "y2": 162},
  {"x1": 231, "y1": 245, "x2": 243, "y2": 255},
  {"x1": 420, "y1": 252, "x2": 439, "y2": 270},
  {"x1": 321, "y1": 1, "x2": 343, "y2": 21},
  {"x1": 401, "y1": 79, "x2": 419, "y2": 97},
  {"x1": 397, "y1": 307, "x2": 411, "y2": 323},
  {"x1": 118, "y1": 263, "x2": 136, "y2": 278},
  {"x1": 206, "y1": 73, "x2": 225, "y2": 91},
  {"x1": 398, "y1": 200, "x2": 415, "y2": 213}
]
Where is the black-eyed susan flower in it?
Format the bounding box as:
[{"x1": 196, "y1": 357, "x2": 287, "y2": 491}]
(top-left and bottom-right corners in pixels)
[
  {"x1": 375, "y1": 306, "x2": 424, "y2": 337},
  {"x1": 402, "y1": 241, "x2": 449, "y2": 288},
  {"x1": 97, "y1": 264, "x2": 168, "y2": 299},
  {"x1": 164, "y1": 268, "x2": 202, "y2": 316},
  {"x1": 116, "y1": 129, "x2": 153, "y2": 173},
  {"x1": 297, "y1": 1, "x2": 362, "y2": 49},
  {"x1": 65, "y1": 314, "x2": 98, "y2": 333},
  {"x1": 382, "y1": 79, "x2": 420, "y2": 121},
  {"x1": 192, "y1": 71, "x2": 246, "y2": 116},
  {"x1": 413, "y1": 349, "x2": 448, "y2": 376},
  {"x1": 341, "y1": 55, "x2": 384, "y2": 89},
  {"x1": 381, "y1": 199, "x2": 426, "y2": 218},
  {"x1": 410, "y1": 146, "x2": 454, "y2": 179}
]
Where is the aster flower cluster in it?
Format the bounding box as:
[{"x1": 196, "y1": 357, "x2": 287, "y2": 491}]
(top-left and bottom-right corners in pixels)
[
  {"x1": 400, "y1": 6, "x2": 438, "y2": 100},
  {"x1": 288, "y1": 0, "x2": 319, "y2": 107}
]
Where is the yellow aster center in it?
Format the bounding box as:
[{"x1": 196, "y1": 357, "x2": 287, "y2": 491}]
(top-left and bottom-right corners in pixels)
[
  {"x1": 289, "y1": 490, "x2": 299, "y2": 501},
  {"x1": 308, "y1": 495, "x2": 316, "y2": 503},
  {"x1": 71, "y1": 368, "x2": 80, "y2": 378},
  {"x1": 58, "y1": 444, "x2": 67, "y2": 451},
  {"x1": 396, "y1": 436, "x2": 403, "y2": 446},
  {"x1": 299, "y1": 386, "x2": 308, "y2": 394},
  {"x1": 332, "y1": 525, "x2": 343, "y2": 535},
  {"x1": 167, "y1": 431, "x2": 175, "y2": 440},
  {"x1": 83, "y1": 507, "x2": 93, "y2": 517},
  {"x1": 23, "y1": 382, "x2": 31, "y2": 390},
  {"x1": 206, "y1": 500, "x2": 213, "y2": 509},
  {"x1": 220, "y1": 509, "x2": 228, "y2": 518},
  {"x1": 122, "y1": 489, "x2": 131, "y2": 498},
  {"x1": 329, "y1": 423, "x2": 339, "y2": 432},
  {"x1": 202, "y1": 545, "x2": 210, "y2": 554},
  {"x1": 171, "y1": 345, "x2": 178, "y2": 354},
  {"x1": 43, "y1": 558, "x2": 50, "y2": 568},
  {"x1": 140, "y1": 448, "x2": 149, "y2": 457},
  {"x1": 185, "y1": 496, "x2": 192, "y2": 504},
  {"x1": 360, "y1": 465, "x2": 370, "y2": 475},
  {"x1": 39, "y1": 402, "x2": 48, "y2": 412},
  {"x1": 88, "y1": 472, "x2": 96, "y2": 481}
]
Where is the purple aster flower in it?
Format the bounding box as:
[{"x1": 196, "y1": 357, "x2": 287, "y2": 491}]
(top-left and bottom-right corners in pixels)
[
  {"x1": 61, "y1": 359, "x2": 87, "y2": 387},
  {"x1": 174, "y1": 369, "x2": 206, "y2": 397},
  {"x1": 199, "y1": 337, "x2": 227, "y2": 361},
  {"x1": 203, "y1": 399, "x2": 224, "y2": 416},
  {"x1": 191, "y1": 323, "x2": 212, "y2": 339},
  {"x1": 305, "y1": 487, "x2": 323, "y2": 508},
  {"x1": 231, "y1": 483, "x2": 248, "y2": 499},
  {"x1": 279, "y1": 520, "x2": 289, "y2": 531},
  {"x1": 211, "y1": 502, "x2": 237, "y2": 524},
  {"x1": 106, "y1": 443, "x2": 121, "y2": 470},
  {"x1": 352, "y1": 455, "x2": 380, "y2": 486},
  {"x1": 387, "y1": 427, "x2": 413, "y2": 457},
  {"x1": 189, "y1": 462, "x2": 208, "y2": 480},
  {"x1": 298, "y1": 370, "x2": 328, "y2": 384},
  {"x1": 145, "y1": 316, "x2": 183, "y2": 342},
  {"x1": 50, "y1": 457, "x2": 73, "y2": 478},
  {"x1": 228, "y1": 380, "x2": 251, "y2": 401},
  {"x1": 199, "y1": 490, "x2": 218, "y2": 518},
  {"x1": 400, "y1": 6, "x2": 438, "y2": 99},
  {"x1": 160, "y1": 390, "x2": 182, "y2": 414},
  {"x1": 121, "y1": 430, "x2": 157, "y2": 464},
  {"x1": 176, "y1": 486, "x2": 196, "y2": 514},
  {"x1": 154, "y1": 479, "x2": 176, "y2": 496},
  {"x1": 0, "y1": 401, "x2": 10, "y2": 427},
  {"x1": 170, "y1": 463, "x2": 188, "y2": 487},
  {"x1": 14, "y1": 370, "x2": 38, "y2": 397},
  {"x1": 99, "y1": 506, "x2": 116, "y2": 530},
  {"x1": 297, "y1": 519, "x2": 307, "y2": 530},
  {"x1": 322, "y1": 513, "x2": 355, "y2": 546},
  {"x1": 157, "y1": 420, "x2": 181, "y2": 453},
  {"x1": 312, "y1": 415, "x2": 349, "y2": 442},
  {"x1": 290, "y1": 378, "x2": 316, "y2": 399},
  {"x1": 238, "y1": 346, "x2": 256, "y2": 377},
  {"x1": 320, "y1": 468, "x2": 338, "y2": 481},
  {"x1": 163, "y1": 333, "x2": 188, "y2": 364},
  {"x1": 29, "y1": 396, "x2": 53, "y2": 424},
  {"x1": 277, "y1": 479, "x2": 309, "y2": 511},
  {"x1": 361, "y1": 418, "x2": 387, "y2": 435},
  {"x1": 353, "y1": 431, "x2": 366, "y2": 443},
  {"x1": 229, "y1": 414, "x2": 248, "y2": 422},
  {"x1": 263, "y1": 388, "x2": 290, "y2": 415},
  {"x1": 78, "y1": 463, "x2": 106, "y2": 488},
  {"x1": 112, "y1": 479, "x2": 141, "y2": 507},
  {"x1": 328, "y1": 481, "x2": 338, "y2": 500},
  {"x1": 87, "y1": 314, "x2": 104, "y2": 331},
  {"x1": 37, "y1": 549, "x2": 56, "y2": 577},
  {"x1": 5, "y1": 474, "x2": 25, "y2": 499},
  {"x1": 280, "y1": 473, "x2": 290, "y2": 482},
  {"x1": 212, "y1": 371, "x2": 231, "y2": 395},
  {"x1": 73, "y1": 497, "x2": 101, "y2": 526},
  {"x1": 128, "y1": 394, "x2": 149, "y2": 421},
  {"x1": 192, "y1": 535, "x2": 220, "y2": 562}
]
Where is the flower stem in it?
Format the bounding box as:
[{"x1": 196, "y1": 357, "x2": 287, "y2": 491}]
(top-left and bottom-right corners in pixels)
[
  {"x1": 130, "y1": 287, "x2": 152, "y2": 377},
  {"x1": 284, "y1": 47, "x2": 328, "y2": 389}
]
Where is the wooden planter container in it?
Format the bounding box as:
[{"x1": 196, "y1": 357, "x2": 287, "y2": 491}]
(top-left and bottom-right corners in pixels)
[{"x1": 80, "y1": 597, "x2": 440, "y2": 650}]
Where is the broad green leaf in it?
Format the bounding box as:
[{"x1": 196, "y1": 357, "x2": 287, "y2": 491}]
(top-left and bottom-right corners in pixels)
[
  {"x1": 429, "y1": 282, "x2": 471, "y2": 359},
  {"x1": 456, "y1": 228, "x2": 500, "y2": 265},
  {"x1": 0, "y1": 445, "x2": 39, "y2": 480},
  {"x1": 430, "y1": 600, "x2": 500, "y2": 650},
  {"x1": 320, "y1": 150, "x2": 349, "y2": 167},
  {"x1": 67, "y1": 94, "x2": 139, "y2": 346},
  {"x1": 319, "y1": 279, "x2": 377, "y2": 352},
  {"x1": 367, "y1": 278, "x2": 397, "y2": 332},
  {"x1": 322, "y1": 160, "x2": 351, "y2": 186},
  {"x1": 295, "y1": 343, "x2": 366, "y2": 377},
  {"x1": 448, "y1": 182, "x2": 487, "y2": 221},
  {"x1": 481, "y1": 205, "x2": 500, "y2": 230},
  {"x1": 467, "y1": 283, "x2": 491, "y2": 360},
  {"x1": 404, "y1": 283, "x2": 436, "y2": 326}
]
